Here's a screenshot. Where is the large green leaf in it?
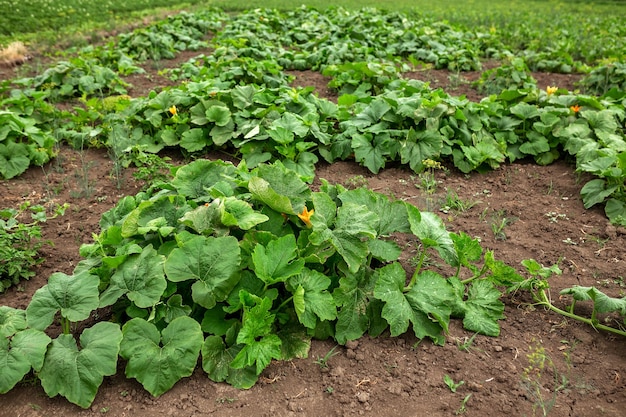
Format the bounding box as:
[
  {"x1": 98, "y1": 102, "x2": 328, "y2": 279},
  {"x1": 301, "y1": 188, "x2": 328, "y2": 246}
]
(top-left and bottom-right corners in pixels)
[
  {"x1": 309, "y1": 201, "x2": 378, "y2": 274},
  {"x1": 170, "y1": 159, "x2": 237, "y2": 199},
  {"x1": 0, "y1": 329, "x2": 51, "y2": 394},
  {"x1": 99, "y1": 245, "x2": 167, "y2": 309},
  {"x1": 373, "y1": 263, "x2": 453, "y2": 345},
  {"x1": 332, "y1": 269, "x2": 377, "y2": 344},
  {"x1": 351, "y1": 133, "x2": 385, "y2": 174},
  {"x1": 39, "y1": 322, "x2": 122, "y2": 408},
  {"x1": 164, "y1": 235, "x2": 241, "y2": 309},
  {"x1": 27, "y1": 270, "x2": 100, "y2": 331},
  {"x1": 201, "y1": 336, "x2": 258, "y2": 389},
  {"x1": 248, "y1": 163, "x2": 311, "y2": 215},
  {"x1": 605, "y1": 198, "x2": 626, "y2": 226},
  {"x1": 561, "y1": 286, "x2": 626, "y2": 315},
  {"x1": 399, "y1": 128, "x2": 443, "y2": 172},
  {"x1": 231, "y1": 293, "x2": 282, "y2": 375},
  {"x1": 0, "y1": 306, "x2": 27, "y2": 337},
  {"x1": 580, "y1": 179, "x2": 618, "y2": 209},
  {"x1": 459, "y1": 279, "x2": 505, "y2": 336},
  {"x1": 338, "y1": 188, "x2": 410, "y2": 235},
  {"x1": 287, "y1": 268, "x2": 337, "y2": 329},
  {"x1": 252, "y1": 234, "x2": 305, "y2": 286},
  {"x1": 407, "y1": 209, "x2": 458, "y2": 266},
  {"x1": 120, "y1": 317, "x2": 204, "y2": 397},
  {"x1": 0, "y1": 141, "x2": 30, "y2": 179}
]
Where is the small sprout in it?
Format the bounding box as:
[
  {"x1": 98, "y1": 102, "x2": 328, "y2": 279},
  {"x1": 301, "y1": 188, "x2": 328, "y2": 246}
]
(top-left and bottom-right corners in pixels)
[
  {"x1": 444, "y1": 374, "x2": 465, "y2": 392},
  {"x1": 545, "y1": 211, "x2": 568, "y2": 223}
]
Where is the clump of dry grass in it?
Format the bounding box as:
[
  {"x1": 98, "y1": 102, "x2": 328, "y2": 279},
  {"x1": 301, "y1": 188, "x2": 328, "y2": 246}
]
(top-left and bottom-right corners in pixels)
[{"x1": 0, "y1": 41, "x2": 29, "y2": 67}]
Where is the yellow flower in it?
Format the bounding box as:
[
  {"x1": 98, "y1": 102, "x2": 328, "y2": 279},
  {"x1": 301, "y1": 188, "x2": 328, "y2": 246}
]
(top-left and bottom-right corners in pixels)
[
  {"x1": 169, "y1": 105, "x2": 177, "y2": 116},
  {"x1": 546, "y1": 86, "x2": 558, "y2": 96},
  {"x1": 422, "y1": 159, "x2": 443, "y2": 170},
  {"x1": 297, "y1": 207, "x2": 314, "y2": 228},
  {"x1": 570, "y1": 104, "x2": 581, "y2": 113}
]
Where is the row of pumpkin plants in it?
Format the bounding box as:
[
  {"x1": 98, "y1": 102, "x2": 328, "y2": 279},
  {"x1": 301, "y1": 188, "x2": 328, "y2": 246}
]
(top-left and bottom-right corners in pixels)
[{"x1": 1, "y1": 7, "x2": 625, "y2": 223}]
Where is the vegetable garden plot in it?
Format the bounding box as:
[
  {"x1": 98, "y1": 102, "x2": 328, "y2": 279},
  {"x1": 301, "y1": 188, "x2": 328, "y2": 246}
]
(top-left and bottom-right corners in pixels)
[{"x1": 1, "y1": 5, "x2": 625, "y2": 413}]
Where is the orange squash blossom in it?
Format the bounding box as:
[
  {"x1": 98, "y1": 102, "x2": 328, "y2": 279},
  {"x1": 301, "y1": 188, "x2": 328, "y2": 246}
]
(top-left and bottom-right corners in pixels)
[{"x1": 298, "y1": 207, "x2": 314, "y2": 228}]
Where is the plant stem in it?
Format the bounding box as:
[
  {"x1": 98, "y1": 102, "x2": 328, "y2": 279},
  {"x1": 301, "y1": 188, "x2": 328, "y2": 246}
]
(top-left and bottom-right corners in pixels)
[
  {"x1": 277, "y1": 295, "x2": 294, "y2": 312},
  {"x1": 536, "y1": 290, "x2": 626, "y2": 337},
  {"x1": 406, "y1": 251, "x2": 427, "y2": 290},
  {"x1": 61, "y1": 317, "x2": 71, "y2": 335}
]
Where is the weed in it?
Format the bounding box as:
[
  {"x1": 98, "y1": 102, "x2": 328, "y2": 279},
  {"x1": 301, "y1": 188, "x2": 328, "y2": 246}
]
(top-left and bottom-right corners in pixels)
[
  {"x1": 416, "y1": 159, "x2": 445, "y2": 195},
  {"x1": 447, "y1": 71, "x2": 468, "y2": 90},
  {"x1": 69, "y1": 151, "x2": 95, "y2": 198},
  {"x1": 325, "y1": 386, "x2": 335, "y2": 394},
  {"x1": 521, "y1": 340, "x2": 569, "y2": 417},
  {"x1": 444, "y1": 374, "x2": 465, "y2": 392},
  {"x1": 456, "y1": 394, "x2": 472, "y2": 415},
  {"x1": 0, "y1": 201, "x2": 68, "y2": 293},
  {"x1": 128, "y1": 152, "x2": 174, "y2": 186},
  {"x1": 544, "y1": 212, "x2": 568, "y2": 223},
  {"x1": 314, "y1": 345, "x2": 339, "y2": 369},
  {"x1": 215, "y1": 397, "x2": 237, "y2": 404},
  {"x1": 562, "y1": 237, "x2": 577, "y2": 245},
  {"x1": 490, "y1": 210, "x2": 515, "y2": 240},
  {"x1": 344, "y1": 174, "x2": 369, "y2": 189},
  {"x1": 455, "y1": 333, "x2": 479, "y2": 353},
  {"x1": 440, "y1": 189, "x2": 478, "y2": 214}
]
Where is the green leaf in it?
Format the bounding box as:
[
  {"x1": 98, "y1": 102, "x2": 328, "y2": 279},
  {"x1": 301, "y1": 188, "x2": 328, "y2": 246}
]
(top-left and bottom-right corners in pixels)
[
  {"x1": 460, "y1": 279, "x2": 505, "y2": 336},
  {"x1": 39, "y1": 322, "x2": 122, "y2": 408},
  {"x1": 164, "y1": 235, "x2": 241, "y2": 309},
  {"x1": 408, "y1": 210, "x2": 458, "y2": 266},
  {"x1": 519, "y1": 131, "x2": 550, "y2": 155},
  {"x1": 338, "y1": 188, "x2": 410, "y2": 235},
  {"x1": 252, "y1": 234, "x2": 305, "y2": 286},
  {"x1": 368, "y1": 239, "x2": 402, "y2": 262},
  {"x1": 249, "y1": 163, "x2": 311, "y2": 215},
  {"x1": 580, "y1": 179, "x2": 618, "y2": 209},
  {"x1": 333, "y1": 269, "x2": 377, "y2": 344},
  {"x1": 0, "y1": 329, "x2": 51, "y2": 394},
  {"x1": 201, "y1": 336, "x2": 258, "y2": 389},
  {"x1": 352, "y1": 98, "x2": 391, "y2": 128},
  {"x1": 399, "y1": 128, "x2": 443, "y2": 172},
  {"x1": 287, "y1": 268, "x2": 337, "y2": 329},
  {"x1": 222, "y1": 197, "x2": 269, "y2": 230},
  {"x1": 351, "y1": 133, "x2": 385, "y2": 174},
  {"x1": 374, "y1": 264, "x2": 453, "y2": 345},
  {"x1": 0, "y1": 142, "x2": 30, "y2": 179},
  {"x1": 180, "y1": 128, "x2": 208, "y2": 152},
  {"x1": 231, "y1": 293, "x2": 282, "y2": 375},
  {"x1": 309, "y1": 202, "x2": 378, "y2": 274},
  {"x1": 605, "y1": 199, "x2": 626, "y2": 226},
  {"x1": 120, "y1": 317, "x2": 204, "y2": 397},
  {"x1": 99, "y1": 245, "x2": 167, "y2": 309},
  {"x1": 27, "y1": 270, "x2": 100, "y2": 331},
  {"x1": 561, "y1": 286, "x2": 626, "y2": 315},
  {"x1": 582, "y1": 110, "x2": 618, "y2": 135},
  {"x1": 170, "y1": 159, "x2": 237, "y2": 199},
  {"x1": 510, "y1": 102, "x2": 539, "y2": 120},
  {"x1": 0, "y1": 306, "x2": 27, "y2": 337},
  {"x1": 201, "y1": 307, "x2": 238, "y2": 336},
  {"x1": 206, "y1": 105, "x2": 231, "y2": 127}
]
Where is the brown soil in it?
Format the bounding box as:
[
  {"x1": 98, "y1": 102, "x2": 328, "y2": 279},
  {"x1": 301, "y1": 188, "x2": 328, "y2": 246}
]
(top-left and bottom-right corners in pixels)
[{"x1": 2, "y1": 50, "x2": 625, "y2": 417}]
